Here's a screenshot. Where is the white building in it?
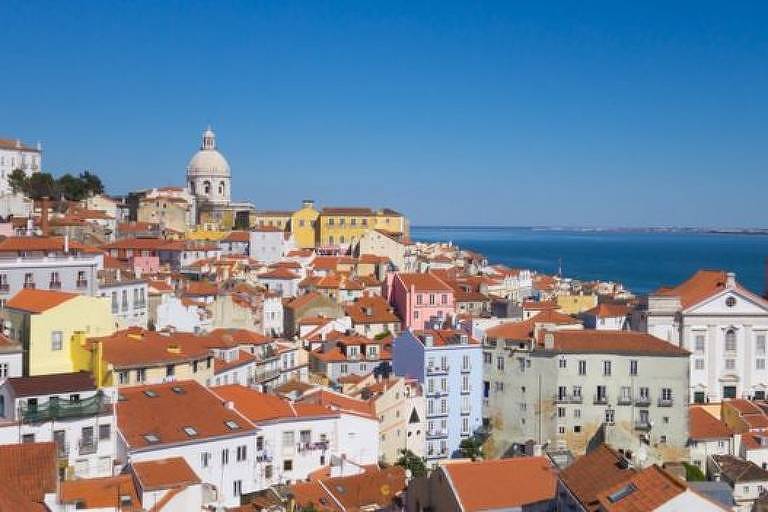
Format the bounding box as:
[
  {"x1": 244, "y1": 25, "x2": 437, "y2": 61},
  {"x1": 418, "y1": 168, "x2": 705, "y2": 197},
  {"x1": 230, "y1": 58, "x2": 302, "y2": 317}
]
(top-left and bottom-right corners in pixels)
[
  {"x1": 256, "y1": 268, "x2": 301, "y2": 298},
  {"x1": 262, "y1": 292, "x2": 284, "y2": 336},
  {"x1": 186, "y1": 127, "x2": 230, "y2": 207},
  {"x1": 0, "y1": 372, "x2": 117, "y2": 479},
  {"x1": 155, "y1": 295, "x2": 212, "y2": 333},
  {"x1": 115, "y1": 381, "x2": 258, "y2": 509},
  {"x1": 688, "y1": 407, "x2": 734, "y2": 475},
  {"x1": 0, "y1": 333, "x2": 22, "y2": 384},
  {"x1": 0, "y1": 137, "x2": 41, "y2": 195},
  {"x1": 213, "y1": 385, "x2": 378, "y2": 489},
  {"x1": 99, "y1": 277, "x2": 149, "y2": 329},
  {"x1": 640, "y1": 270, "x2": 768, "y2": 402},
  {"x1": 250, "y1": 226, "x2": 291, "y2": 263}
]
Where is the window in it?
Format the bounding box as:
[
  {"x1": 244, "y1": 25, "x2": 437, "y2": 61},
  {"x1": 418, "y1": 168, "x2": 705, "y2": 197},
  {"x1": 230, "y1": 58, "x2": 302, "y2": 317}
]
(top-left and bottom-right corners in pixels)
[
  {"x1": 496, "y1": 356, "x2": 505, "y2": 371},
  {"x1": 166, "y1": 365, "x2": 175, "y2": 377},
  {"x1": 22, "y1": 433, "x2": 35, "y2": 443},
  {"x1": 282, "y1": 431, "x2": 295, "y2": 447},
  {"x1": 557, "y1": 407, "x2": 566, "y2": 418},
  {"x1": 605, "y1": 408, "x2": 615, "y2": 424},
  {"x1": 725, "y1": 329, "x2": 737, "y2": 352},
  {"x1": 603, "y1": 360, "x2": 612, "y2": 376},
  {"x1": 236, "y1": 445, "x2": 247, "y2": 461},
  {"x1": 483, "y1": 352, "x2": 492, "y2": 364},
  {"x1": 726, "y1": 296, "x2": 737, "y2": 307},
  {"x1": 574, "y1": 408, "x2": 581, "y2": 418},
  {"x1": 558, "y1": 426, "x2": 565, "y2": 434},
  {"x1": 695, "y1": 358, "x2": 705, "y2": 370},
  {"x1": 573, "y1": 385, "x2": 582, "y2": 399},
  {"x1": 661, "y1": 388, "x2": 672, "y2": 401},
  {"x1": 416, "y1": 294, "x2": 423, "y2": 305},
  {"x1": 429, "y1": 294, "x2": 435, "y2": 305},
  {"x1": 233, "y1": 480, "x2": 242, "y2": 497},
  {"x1": 725, "y1": 359, "x2": 736, "y2": 370},
  {"x1": 121, "y1": 290, "x2": 128, "y2": 311},
  {"x1": 441, "y1": 294, "x2": 447, "y2": 304},
  {"x1": 221, "y1": 448, "x2": 229, "y2": 465},
  {"x1": 758, "y1": 359, "x2": 766, "y2": 370},
  {"x1": 118, "y1": 371, "x2": 129, "y2": 385},
  {"x1": 694, "y1": 334, "x2": 706, "y2": 352},
  {"x1": 136, "y1": 368, "x2": 146, "y2": 383},
  {"x1": 574, "y1": 425, "x2": 582, "y2": 433},
  {"x1": 201, "y1": 452, "x2": 211, "y2": 467},
  {"x1": 559, "y1": 358, "x2": 567, "y2": 368},
  {"x1": 51, "y1": 331, "x2": 63, "y2": 351},
  {"x1": 758, "y1": 334, "x2": 767, "y2": 355},
  {"x1": 283, "y1": 459, "x2": 293, "y2": 471},
  {"x1": 111, "y1": 292, "x2": 118, "y2": 313},
  {"x1": 629, "y1": 360, "x2": 638, "y2": 376},
  {"x1": 578, "y1": 360, "x2": 587, "y2": 375},
  {"x1": 0, "y1": 362, "x2": 7, "y2": 379}
]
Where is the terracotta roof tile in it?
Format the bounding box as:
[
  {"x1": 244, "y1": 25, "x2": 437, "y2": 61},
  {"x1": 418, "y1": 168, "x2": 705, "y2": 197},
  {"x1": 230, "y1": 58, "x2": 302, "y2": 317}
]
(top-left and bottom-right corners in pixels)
[
  {"x1": 559, "y1": 445, "x2": 636, "y2": 511},
  {"x1": 655, "y1": 269, "x2": 733, "y2": 309},
  {"x1": 396, "y1": 272, "x2": 453, "y2": 292},
  {"x1": 258, "y1": 268, "x2": 300, "y2": 280},
  {"x1": 7, "y1": 371, "x2": 96, "y2": 397},
  {"x1": 444, "y1": 457, "x2": 557, "y2": 510},
  {"x1": 689, "y1": 407, "x2": 733, "y2": 440},
  {"x1": 0, "y1": 442, "x2": 57, "y2": 508},
  {"x1": 595, "y1": 465, "x2": 686, "y2": 512},
  {"x1": 6, "y1": 288, "x2": 79, "y2": 313},
  {"x1": 344, "y1": 296, "x2": 399, "y2": 324},
  {"x1": 543, "y1": 330, "x2": 690, "y2": 356},
  {"x1": 213, "y1": 385, "x2": 336, "y2": 423},
  {"x1": 59, "y1": 475, "x2": 139, "y2": 509},
  {"x1": 584, "y1": 303, "x2": 631, "y2": 318},
  {"x1": 131, "y1": 457, "x2": 201, "y2": 491}
]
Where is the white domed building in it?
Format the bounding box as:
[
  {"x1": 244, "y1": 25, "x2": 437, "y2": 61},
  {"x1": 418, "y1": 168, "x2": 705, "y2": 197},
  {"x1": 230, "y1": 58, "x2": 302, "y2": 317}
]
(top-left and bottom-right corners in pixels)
[{"x1": 187, "y1": 126, "x2": 231, "y2": 206}]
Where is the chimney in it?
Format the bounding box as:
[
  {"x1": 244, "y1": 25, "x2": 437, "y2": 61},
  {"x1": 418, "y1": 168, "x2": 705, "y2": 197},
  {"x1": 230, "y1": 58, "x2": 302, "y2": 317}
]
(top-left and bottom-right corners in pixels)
[
  {"x1": 726, "y1": 272, "x2": 736, "y2": 288},
  {"x1": 39, "y1": 197, "x2": 50, "y2": 235},
  {"x1": 64, "y1": 234, "x2": 69, "y2": 254},
  {"x1": 423, "y1": 334, "x2": 434, "y2": 347}
]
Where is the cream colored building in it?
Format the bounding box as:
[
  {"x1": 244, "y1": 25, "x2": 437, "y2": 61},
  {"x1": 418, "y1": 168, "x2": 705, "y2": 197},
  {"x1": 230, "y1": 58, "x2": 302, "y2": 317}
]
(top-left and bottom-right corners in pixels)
[{"x1": 357, "y1": 229, "x2": 415, "y2": 272}]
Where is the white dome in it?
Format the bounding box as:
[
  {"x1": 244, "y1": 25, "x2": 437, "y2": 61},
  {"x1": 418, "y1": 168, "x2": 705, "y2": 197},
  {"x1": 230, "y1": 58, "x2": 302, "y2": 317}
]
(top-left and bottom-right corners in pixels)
[{"x1": 186, "y1": 127, "x2": 230, "y2": 177}]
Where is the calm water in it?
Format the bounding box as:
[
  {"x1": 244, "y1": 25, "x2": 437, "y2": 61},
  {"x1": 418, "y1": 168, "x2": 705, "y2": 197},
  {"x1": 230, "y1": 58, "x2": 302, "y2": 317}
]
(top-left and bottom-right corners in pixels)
[{"x1": 411, "y1": 227, "x2": 768, "y2": 295}]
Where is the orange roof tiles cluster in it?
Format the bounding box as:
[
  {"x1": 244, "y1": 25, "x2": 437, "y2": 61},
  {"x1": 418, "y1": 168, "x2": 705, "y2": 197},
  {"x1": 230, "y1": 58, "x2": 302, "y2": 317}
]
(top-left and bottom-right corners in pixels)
[
  {"x1": 116, "y1": 380, "x2": 255, "y2": 449},
  {"x1": 131, "y1": 457, "x2": 201, "y2": 491},
  {"x1": 543, "y1": 330, "x2": 690, "y2": 356},
  {"x1": 0, "y1": 442, "x2": 57, "y2": 511},
  {"x1": 654, "y1": 269, "x2": 735, "y2": 309},
  {"x1": 0, "y1": 235, "x2": 101, "y2": 254},
  {"x1": 595, "y1": 465, "x2": 687, "y2": 512},
  {"x1": 559, "y1": 445, "x2": 636, "y2": 511},
  {"x1": 396, "y1": 272, "x2": 453, "y2": 292},
  {"x1": 345, "y1": 296, "x2": 399, "y2": 324},
  {"x1": 443, "y1": 457, "x2": 557, "y2": 510},
  {"x1": 584, "y1": 303, "x2": 631, "y2": 318},
  {"x1": 6, "y1": 288, "x2": 79, "y2": 313},
  {"x1": 213, "y1": 385, "x2": 336, "y2": 423},
  {"x1": 689, "y1": 407, "x2": 733, "y2": 440},
  {"x1": 299, "y1": 389, "x2": 376, "y2": 419},
  {"x1": 59, "y1": 474, "x2": 140, "y2": 510}
]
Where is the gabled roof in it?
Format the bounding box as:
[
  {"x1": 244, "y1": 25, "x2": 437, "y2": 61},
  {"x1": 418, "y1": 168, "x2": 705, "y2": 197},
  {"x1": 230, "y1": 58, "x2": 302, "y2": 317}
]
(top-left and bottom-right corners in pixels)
[
  {"x1": 344, "y1": 296, "x2": 399, "y2": 324},
  {"x1": 559, "y1": 445, "x2": 636, "y2": 511},
  {"x1": 299, "y1": 389, "x2": 376, "y2": 419},
  {"x1": 654, "y1": 270, "x2": 741, "y2": 309},
  {"x1": 395, "y1": 272, "x2": 453, "y2": 292},
  {"x1": 689, "y1": 407, "x2": 733, "y2": 440},
  {"x1": 712, "y1": 455, "x2": 768, "y2": 483},
  {"x1": 584, "y1": 303, "x2": 631, "y2": 318},
  {"x1": 0, "y1": 236, "x2": 100, "y2": 254},
  {"x1": 116, "y1": 381, "x2": 256, "y2": 449},
  {"x1": 213, "y1": 385, "x2": 336, "y2": 423},
  {"x1": 0, "y1": 442, "x2": 57, "y2": 510},
  {"x1": 258, "y1": 268, "x2": 299, "y2": 280},
  {"x1": 543, "y1": 330, "x2": 689, "y2": 356},
  {"x1": 290, "y1": 466, "x2": 406, "y2": 512},
  {"x1": 59, "y1": 474, "x2": 140, "y2": 510},
  {"x1": 443, "y1": 457, "x2": 557, "y2": 510},
  {"x1": 595, "y1": 465, "x2": 688, "y2": 512},
  {"x1": 131, "y1": 457, "x2": 201, "y2": 491},
  {"x1": 6, "y1": 288, "x2": 79, "y2": 313},
  {"x1": 6, "y1": 371, "x2": 96, "y2": 397}
]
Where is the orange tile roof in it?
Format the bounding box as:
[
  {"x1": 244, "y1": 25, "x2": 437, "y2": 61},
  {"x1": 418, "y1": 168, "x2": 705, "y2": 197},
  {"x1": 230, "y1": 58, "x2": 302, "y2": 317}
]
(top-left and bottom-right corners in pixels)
[
  {"x1": 584, "y1": 303, "x2": 631, "y2": 318},
  {"x1": 299, "y1": 389, "x2": 376, "y2": 419},
  {"x1": 543, "y1": 330, "x2": 689, "y2": 356},
  {"x1": 595, "y1": 465, "x2": 686, "y2": 512},
  {"x1": 131, "y1": 457, "x2": 201, "y2": 491},
  {"x1": 655, "y1": 269, "x2": 730, "y2": 309},
  {"x1": 345, "y1": 296, "x2": 400, "y2": 324},
  {"x1": 213, "y1": 385, "x2": 336, "y2": 423},
  {"x1": 485, "y1": 311, "x2": 581, "y2": 340},
  {"x1": 286, "y1": 291, "x2": 326, "y2": 310},
  {"x1": 214, "y1": 350, "x2": 257, "y2": 374},
  {"x1": 184, "y1": 280, "x2": 218, "y2": 296},
  {"x1": 295, "y1": 466, "x2": 406, "y2": 511},
  {"x1": 223, "y1": 231, "x2": 250, "y2": 242},
  {"x1": 59, "y1": 474, "x2": 139, "y2": 509},
  {"x1": 560, "y1": 445, "x2": 636, "y2": 511},
  {"x1": 413, "y1": 329, "x2": 480, "y2": 347},
  {"x1": 0, "y1": 236, "x2": 101, "y2": 254},
  {"x1": 396, "y1": 272, "x2": 453, "y2": 292},
  {"x1": 726, "y1": 399, "x2": 762, "y2": 415},
  {"x1": 258, "y1": 268, "x2": 300, "y2": 280},
  {"x1": 6, "y1": 288, "x2": 78, "y2": 313},
  {"x1": 209, "y1": 328, "x2": 271, "y2": 345},
  {"x1": 689, "y1": 407, "x2": 733, "y2": 440},
  {"x1": 0, "y1": 442, "x2": 57, "y2": 509},
  {"x1": 116, "y1": 380, "x2": 255, "y2": 448},
  {"x1": 90, "y1": 329, "x2": 212, "y2": 367},
  {"x1": 444, "y1": 457, "x2": 557, "y2": 510}
]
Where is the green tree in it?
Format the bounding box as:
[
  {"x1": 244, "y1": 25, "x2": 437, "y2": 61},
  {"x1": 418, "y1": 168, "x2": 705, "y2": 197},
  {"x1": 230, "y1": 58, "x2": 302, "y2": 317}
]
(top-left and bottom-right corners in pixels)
[
  {"x1": 459, "y1": 436, "x2": 483, "y2": 461},
  {"x1": 396, "y1": 448, "x2": 427, "y2": 477},
  {"x1": 57, "y1": 173, "x2": 87, "y2": 201},
  {"x1": 79, "y1": 170, "x2": 104, "y2": 196},
  {"x1": 8, "y1": 168, "x2": 28, "y2": 194},
  {"x1": 25, "y1": 172, "x2": 58, "y2": 200}
]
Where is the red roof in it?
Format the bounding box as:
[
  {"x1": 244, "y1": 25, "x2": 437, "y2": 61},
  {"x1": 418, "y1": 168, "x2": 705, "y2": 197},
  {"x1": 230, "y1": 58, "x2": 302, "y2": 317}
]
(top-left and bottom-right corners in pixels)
[
  {"x1": 595, "y1": 465, "x2": 686, "y2": 511},
  {"x1": 258, "y1": 268, "x2": 300, "y2": 280},
  {"x1": 6, "y1": 288, "x2": 78, "y2": 313},
  {"x1": 0, "y1": 442, "x2": 57, "y2": 510},
  {"x1": 0, "y1": 236, "x2": 100, "y2": 254},
  {"x1": 560, "y1": 445, "x2": 636, "y2": 511},
  {"x1": 131, "y1": 457, "x2": 201, "y2": 491},
  {"x1": 396, "y1": 272, "x2": 453, "y2": 292},
  {"x1": 213, "y1": 385, "x2": 336, "y2": 423},
  {"x1": 443, "y1": 457, "x2": 557, "y2": 510},
  {"x1": 543, "y1": 330, "x2": 689, "y2": 356},
  {"x1": 60, "y1": 475, "x2": 140, "y2": 510},
  {"x1": 689, "y1": 407, "x2": 733, "y2": 440},
  {"x1": 655, "y1": 269, "x2": 734, "y2": 309}
]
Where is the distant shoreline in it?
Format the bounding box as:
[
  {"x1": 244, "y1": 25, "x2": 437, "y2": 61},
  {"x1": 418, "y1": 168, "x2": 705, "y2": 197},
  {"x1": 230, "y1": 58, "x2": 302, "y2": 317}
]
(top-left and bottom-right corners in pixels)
[{"x1": 412, "y1": 226, "x2": 768, "y2": 236}]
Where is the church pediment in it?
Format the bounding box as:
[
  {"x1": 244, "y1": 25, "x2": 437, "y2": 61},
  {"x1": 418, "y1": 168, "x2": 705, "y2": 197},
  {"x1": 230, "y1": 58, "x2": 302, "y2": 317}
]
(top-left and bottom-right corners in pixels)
[{"x1": 685, "y1": 288, "x2": 768, "y2": 316}]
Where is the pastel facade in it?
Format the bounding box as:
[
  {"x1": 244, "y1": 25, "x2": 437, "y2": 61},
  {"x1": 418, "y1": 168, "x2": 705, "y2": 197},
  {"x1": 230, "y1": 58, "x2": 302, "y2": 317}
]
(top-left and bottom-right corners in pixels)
[
  {"x1": 290, "y1": 200, "x2": 320, "y2": 249},
  {"x1": 388, "y1": 272, "x2": 455, "y2": 330},
  {"x1": 0, "y1": 137, "x2": 41, "y2": 194}
]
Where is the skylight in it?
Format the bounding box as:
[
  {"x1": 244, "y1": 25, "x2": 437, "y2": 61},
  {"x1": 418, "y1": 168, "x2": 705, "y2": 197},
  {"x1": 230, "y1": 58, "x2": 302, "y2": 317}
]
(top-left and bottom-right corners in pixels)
[
  {"x1": 143, "y1": 433, "x2": 160, "y2": 444},
  {"x1": 225, "y1": 420, "x2": 240, "y2": 430},
  {"x1": 607, "y1": 483, "x2": 637, "y2": 503},
  {"x1": 183, "y1": 426, "x2": 198, "y2": 437},
  {"x1": 143, "y1": 390, "x2": 158, "y2": 398}
]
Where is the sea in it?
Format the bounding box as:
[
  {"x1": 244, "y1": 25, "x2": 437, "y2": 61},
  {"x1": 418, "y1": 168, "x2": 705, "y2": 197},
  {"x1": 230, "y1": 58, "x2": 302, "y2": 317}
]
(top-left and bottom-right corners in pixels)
[{"x1": 411, "y1": 226, "x2": 768, "y2": 295}]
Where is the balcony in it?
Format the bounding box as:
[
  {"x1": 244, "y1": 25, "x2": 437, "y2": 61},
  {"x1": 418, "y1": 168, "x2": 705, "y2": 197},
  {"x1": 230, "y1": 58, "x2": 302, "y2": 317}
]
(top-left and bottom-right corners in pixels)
[
  {"x1": 593, "y1": 394, "x2": 609, "y2": 405},
  {"x1": 426, "y1": 428, "x2": 448, "y2": 439},
  {"x1": 657, "y1": 397, "x2": 674, "y2": 408},
  {"x1": 617, "y1": 395, "x2": 633, "y2": 406},
  {"x1": 297, "y1": 441, "x2": 329, "y2": 453},
  {"x1": 20, "y1": 391, "x2": 109, "y2": 423},
  {"x1": 78, "y1": 439, "x2": 97, "y2": 455},
  {"x1": 56, "y1": 442, "x2": 70, "y2": 459},
  {"x1": 49, "y1": 281, "x2": 62, "y2": 290},
  {"x1": 23, "y1": 282, "x2": 36, "y2": 289},
  {"x1": 427, "y1": 408, "x2": 449, "y2": 418},
  {"x1": 460, "y1": 364, "x2": 472, "y2": 373},
  {"x1": 634, "y1": 420, "x2": 652, "y2": 431},
  {"x1": 425, "y1": 388, "x2": 448, "y2": 398},
  {"x1": 426, "y1": 365, "x2": 449, "y2": 376},
  {"x1": 76, "y1": 279, "x2": 88, "y2": 289},
  {"x1": 0, "y1": 283, "x2": 9, "y2": 293},
  {"x1": 635, "y1": 396, "x2": 651, "y2": 407},
  {"x1": 554, "y1": 394, "x2": 583, "y2": 404},
  {"x1": 255, "y1": 449, "x2": 273, "y2": 462}
]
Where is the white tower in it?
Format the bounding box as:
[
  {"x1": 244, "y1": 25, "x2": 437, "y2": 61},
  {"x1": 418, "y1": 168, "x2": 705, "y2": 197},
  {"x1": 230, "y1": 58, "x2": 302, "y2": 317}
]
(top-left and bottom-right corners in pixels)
[{"x1": 186, "y1": 126, "x2": 231, "y2": 205}]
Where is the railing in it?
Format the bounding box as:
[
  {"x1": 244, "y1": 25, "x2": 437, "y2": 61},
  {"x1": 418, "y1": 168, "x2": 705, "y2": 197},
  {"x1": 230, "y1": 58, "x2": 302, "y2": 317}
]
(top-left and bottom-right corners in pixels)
[
  {"x1": 253, "y1": 368, "x2": 281, "y2": 382},
  {"x1": 657, "y1": 397, "x2": 673, "y2": 407},
  {"x1": 460, "y1": 386, "x2": 471, "y2": 395},
  {"x1": 23, "y1": 282, "x2": 35, "y2": 289},
  {"x1": 425, "y1": 388, "x2": 447, "y2": 397},
  {"x1": 427, "y1": 408, "x2": 449, "y2": 417},
  {"x1": 297, "y1": 441, "x2": 329, "y2": 453},
  {"x1": 426, "y1": 365, "x2": 449, "y2": 375},
  {"x1": 617, "y1": 395, "x2": 633, "y2": 406},
  {"x1": 634, "y1": 420, "x2": 652, "y2": 431},
  {"x1": 0, "y1": 283, "x2": 9, "y2": 293},
  {"x1": 426, "y1": 428, "x2": 448, "y2": 439},
  {"x1": 635, "y1": 396, "x2": 651, "y2": 407},
  {"x1": 460, "y1": 364, "x2": 472, "y2": 373},
  {"x1": 20, "y1": 391, "x2": 109, "y2": 423},
  {"x1": 554, "y1": 394, "x2": 583, "y2": 404},
  {"x1": 255, "y1": 449, "x2": 273, "y2": 462},
  {"x1": 78, "y1": 439, "x2": 97, "y2": 455},
  {"x1": 593, "y1": 394, "x2": 609, "y2": 405},
  {"x1": 49, "y1": 281, "x2": 62, "y2": 289},
  {"x1": 76, "y1": 279, "x2": 88, "y2": 289}
]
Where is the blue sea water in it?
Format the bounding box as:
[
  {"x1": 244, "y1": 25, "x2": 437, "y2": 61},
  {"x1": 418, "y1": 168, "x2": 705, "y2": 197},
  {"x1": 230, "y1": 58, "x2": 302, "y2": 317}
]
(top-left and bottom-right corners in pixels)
[{"x1": 411, "y1": 227, "x2": 768, "y2": 295}]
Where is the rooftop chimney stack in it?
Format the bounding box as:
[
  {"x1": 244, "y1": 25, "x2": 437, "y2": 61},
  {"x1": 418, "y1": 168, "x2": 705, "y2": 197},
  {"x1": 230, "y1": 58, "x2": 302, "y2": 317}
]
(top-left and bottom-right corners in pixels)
[{"x1": 726, "y1": 272, "x2": 736, "y2": 288}]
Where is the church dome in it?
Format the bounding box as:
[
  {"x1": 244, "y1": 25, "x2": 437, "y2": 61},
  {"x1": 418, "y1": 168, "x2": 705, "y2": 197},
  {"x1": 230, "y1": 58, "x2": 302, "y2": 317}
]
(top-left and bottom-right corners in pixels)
[{"x1": 186, "y1": 126, "x2": 230, "y2": 177}]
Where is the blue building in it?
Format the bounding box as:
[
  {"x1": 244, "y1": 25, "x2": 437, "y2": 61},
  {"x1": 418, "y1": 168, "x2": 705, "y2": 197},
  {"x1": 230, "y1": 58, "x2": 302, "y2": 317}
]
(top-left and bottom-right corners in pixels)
[{"x1": 392, "y1": 328, "x2": 483, "y2": 462}]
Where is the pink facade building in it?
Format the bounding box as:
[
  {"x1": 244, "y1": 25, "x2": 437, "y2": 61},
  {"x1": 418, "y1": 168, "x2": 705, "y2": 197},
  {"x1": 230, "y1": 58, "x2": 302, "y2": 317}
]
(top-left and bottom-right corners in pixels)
[{"x1": 388, "y1": 272, "x2": 455, "y2": 329}]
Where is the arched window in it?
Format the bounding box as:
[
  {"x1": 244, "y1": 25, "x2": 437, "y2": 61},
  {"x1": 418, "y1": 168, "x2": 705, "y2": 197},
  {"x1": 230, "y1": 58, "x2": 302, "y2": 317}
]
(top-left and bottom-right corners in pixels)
[
  {"x1": 218, "y1": 181, "x2": 225, "y2": 195},
  {"x1": 725, "y1": 328, "x2": 737, "y2": 352},
  {"x1": 203, "y1": 181, "x2": 211, "y2": 194}
]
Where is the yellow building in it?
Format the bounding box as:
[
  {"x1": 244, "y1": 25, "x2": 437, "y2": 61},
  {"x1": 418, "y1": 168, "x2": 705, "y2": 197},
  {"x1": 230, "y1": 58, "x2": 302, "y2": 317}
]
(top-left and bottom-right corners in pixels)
[
  {"x1": 290, "y1": 200, "x2": 320, "y2": 249},
  {"x1": 317, "y1": 207, "x2": 378, "y2": 247},
  {"x1": 374, "y1": 208, "x2": 409, "y2": 237},
  {"x1": 250, "y1": 210, "x2": 293, "y2": 231},
  {"x1": 1, "y1": 289, "x2": 114, "y2": 376},
  {"x1": 556, "y1": 293, "x2": 599, "y2": 315}
]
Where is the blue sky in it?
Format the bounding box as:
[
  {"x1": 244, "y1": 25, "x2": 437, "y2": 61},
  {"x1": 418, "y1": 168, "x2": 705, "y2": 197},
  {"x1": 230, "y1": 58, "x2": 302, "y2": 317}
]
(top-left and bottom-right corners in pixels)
[{"x1": 2, "y1": 1, "x2": 767, "y2": 227}]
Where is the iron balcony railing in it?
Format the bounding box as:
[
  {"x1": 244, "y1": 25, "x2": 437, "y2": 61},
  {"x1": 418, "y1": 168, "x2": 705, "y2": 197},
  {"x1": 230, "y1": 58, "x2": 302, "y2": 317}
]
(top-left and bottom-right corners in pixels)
[
  {"x1": 554, "y1": 394, "x2": 583, "y2": 404},
  {"x1": 593, "y1": 394, "x2": 609, "y2": 405},
  {"x1": 78, "y1": 439, "x2": 98, "y2": 455},
  {"x1": 426, "y1": 365, "x2": 449, "y2": 375},
  {"x1": 657, "y1": 397, "x2": 674, "y2": 407},
  {"x1": 20, "y1": 391, "x2": 109, "y2": 424},
  {"x1": 617, "y1": 395, "x2": 633, "y2": 406},
  {"x1": 634, "y1": 420, "x2": 652, "y2": 431},
  {"x1": 635, "y1": 396, "x2": 651, "y2": 407}
]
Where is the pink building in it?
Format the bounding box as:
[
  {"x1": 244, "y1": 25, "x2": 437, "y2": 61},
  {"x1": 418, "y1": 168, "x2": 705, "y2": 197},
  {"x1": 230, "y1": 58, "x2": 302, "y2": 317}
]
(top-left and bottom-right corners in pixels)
[{"x1": 388, "y1": 272, "x2": 455, "y2": 329}]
